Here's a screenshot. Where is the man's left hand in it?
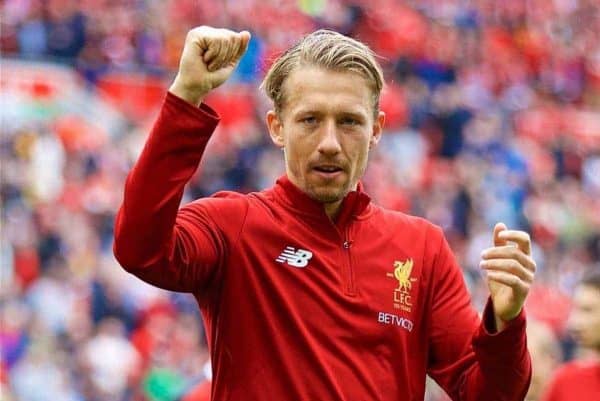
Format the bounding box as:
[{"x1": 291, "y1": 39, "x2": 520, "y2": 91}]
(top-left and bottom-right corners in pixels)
[{"x1": 480, "y1": 222, "x2": 537, "y2": 332}]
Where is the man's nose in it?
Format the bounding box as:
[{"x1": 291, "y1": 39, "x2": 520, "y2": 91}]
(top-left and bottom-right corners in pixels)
[{"x1": 317, "y1": 120, "x2": 341, "y2": 155}]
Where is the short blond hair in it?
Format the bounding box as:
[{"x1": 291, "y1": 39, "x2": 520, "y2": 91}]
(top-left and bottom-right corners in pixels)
[{"x1": 261, "y1": 29, "x2": 384, "y2": 117}]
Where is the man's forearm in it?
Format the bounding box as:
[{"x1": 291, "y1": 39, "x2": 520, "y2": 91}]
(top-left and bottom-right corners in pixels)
[{"x1": 113, "y1": 93, "x2": 218, "y2": 270}]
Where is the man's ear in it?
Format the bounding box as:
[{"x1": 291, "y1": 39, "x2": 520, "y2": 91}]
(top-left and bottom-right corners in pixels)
[
  {"x1": 266, "y1": 110, "x2": 285, "y2": 148},
  {"x1": 369, "y1": 111, "x2": 385, "y2": 149}
]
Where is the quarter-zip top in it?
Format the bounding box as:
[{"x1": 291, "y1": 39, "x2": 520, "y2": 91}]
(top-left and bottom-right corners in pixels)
[
  {"x1": 113, "y1": 92, "x2": 532, "y2": 401},
  {"x1": 270, "y1": 176, "x2": 366, "y2": 297}
]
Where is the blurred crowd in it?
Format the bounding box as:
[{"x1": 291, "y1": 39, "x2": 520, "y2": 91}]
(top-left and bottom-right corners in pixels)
[{"x1": 2, "y1": 1, "x2": 600, "y2": 400}]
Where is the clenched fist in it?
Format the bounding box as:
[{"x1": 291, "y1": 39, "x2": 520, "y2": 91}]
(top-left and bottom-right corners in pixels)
[{"x1": 169, "y1": 26, "x2": 251, "y2": 106}]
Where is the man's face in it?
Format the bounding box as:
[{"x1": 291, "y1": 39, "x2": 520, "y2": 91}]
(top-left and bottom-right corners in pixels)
[
  {"x1": 267, "y1": 66, "x2": 384, "y2": 205},
  {"x1": 569, "y1": 284, "x2": 600, "y2": 351}
]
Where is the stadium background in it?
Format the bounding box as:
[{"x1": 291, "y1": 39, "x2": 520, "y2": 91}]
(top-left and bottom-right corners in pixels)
[{"x1": 1, "y1": 0, "x2": 599, "y2": 400}]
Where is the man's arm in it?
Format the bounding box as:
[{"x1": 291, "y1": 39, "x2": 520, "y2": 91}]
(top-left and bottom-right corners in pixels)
[
  {"x1": 113, "y1": 27, "x2": 250, "y2": 293},
  {"x1": 427, "y1": 224, "x2": 534, "y2": 401}
]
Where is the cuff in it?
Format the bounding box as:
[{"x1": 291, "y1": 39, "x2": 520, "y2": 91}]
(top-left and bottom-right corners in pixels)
[
  {"x1": 473, "y1": 298, "x2": 527, "y2": 357},
  {"x1": 165, "y1": 91, "x2": 220, "y2": 123},
  {"x1": 470, "y1": 298, "x2": 531, "y2": 398}
]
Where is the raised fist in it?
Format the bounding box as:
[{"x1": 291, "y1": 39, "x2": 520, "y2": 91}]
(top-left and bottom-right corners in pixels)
[{"x1": 169, "y1": 26, "x2": 251, "y2": 106}]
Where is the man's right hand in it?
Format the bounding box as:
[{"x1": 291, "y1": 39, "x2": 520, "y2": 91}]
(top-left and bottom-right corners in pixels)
[{"x1": 169, "y1": 26, "x2": 251, "y2": 106}]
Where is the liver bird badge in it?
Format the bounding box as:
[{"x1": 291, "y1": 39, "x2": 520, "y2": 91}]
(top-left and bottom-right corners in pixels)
[{"x1": 388, "y1": 259, "x2": 416, "y2": 292}]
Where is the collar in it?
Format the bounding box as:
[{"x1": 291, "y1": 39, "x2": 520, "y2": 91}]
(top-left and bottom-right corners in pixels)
[{"x1": 271, "y1": 175, "x2": 372, "y2": 227}]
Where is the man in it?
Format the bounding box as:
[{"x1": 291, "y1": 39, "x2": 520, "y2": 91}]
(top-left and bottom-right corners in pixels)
[
  {"x1": 525, "y1": 320, "x2": 561, "y2": 401},
  {"x1": 541, "y1": 273, "x2": 600, "y2": 401},
  {"x1": 114, "y1": 26, "x2": 536, "y2": 400}
]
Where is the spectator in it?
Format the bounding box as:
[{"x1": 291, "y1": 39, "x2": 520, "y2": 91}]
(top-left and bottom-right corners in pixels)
[
  {"x1": 525, "y1": 320, "x2": 562, "y2": 401},
  {"x1": 541, "y1": 272, "x2": 600, "y2": 401}
]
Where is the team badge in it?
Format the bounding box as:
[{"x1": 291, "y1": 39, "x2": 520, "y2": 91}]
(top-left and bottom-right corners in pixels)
[{"x1": 386, "y1": 259, "x2": 417, "y2": 312}]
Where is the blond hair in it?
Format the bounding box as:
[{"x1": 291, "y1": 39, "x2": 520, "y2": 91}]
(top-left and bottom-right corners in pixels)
[{"x1": 261, "y1": 30, "x2": 384, "y2": 117}]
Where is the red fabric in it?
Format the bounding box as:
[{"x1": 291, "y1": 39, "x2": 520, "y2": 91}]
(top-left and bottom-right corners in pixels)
[
  {"x1": 113, "y1": 92, "x2": 532, "y2": 401},
  {"x1": 542, "y1": 359, "x2": 600, "y2": 401}
]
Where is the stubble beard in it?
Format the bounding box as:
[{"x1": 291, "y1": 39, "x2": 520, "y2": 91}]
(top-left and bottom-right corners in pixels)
[
  {"x1": 304, "y1": 160, "x2": 368, "y2": 205},
  {"x1": 308, "y1": 184, "x2": 349, "y2": 204}
]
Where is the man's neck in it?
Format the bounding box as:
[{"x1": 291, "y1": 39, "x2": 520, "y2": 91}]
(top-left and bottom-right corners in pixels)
[{"x1": 323, "y1": 199, "x2": 344, "y2": 221}]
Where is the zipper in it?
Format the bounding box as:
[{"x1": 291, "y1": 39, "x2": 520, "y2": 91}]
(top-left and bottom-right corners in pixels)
[{"x1": 342, "y1": 225, "x2": 356, "y2": 296}]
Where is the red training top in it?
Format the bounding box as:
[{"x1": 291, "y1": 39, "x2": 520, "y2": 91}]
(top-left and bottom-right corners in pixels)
[
  {"x1": 542, "y1": 358, "x2": 600, "y2": 401},
  {"x1": 114, "y1": 93, "x2": 531, "y2": 401}
]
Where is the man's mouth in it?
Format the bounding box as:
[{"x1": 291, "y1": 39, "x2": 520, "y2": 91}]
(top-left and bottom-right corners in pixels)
[
  {"x1": 312, "y1": 164, "x2": 344, "y2": 180},
  {"x1": 313, "y1": 165, "x2": 343, "y2": 173}
]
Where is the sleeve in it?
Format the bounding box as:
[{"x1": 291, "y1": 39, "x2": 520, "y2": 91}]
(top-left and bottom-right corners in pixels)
[
  {"x1": 426, "y1": 225, "x2": 531, "y2": 401},
  {"x1": 113, "y1": 92, "x2": 248, "y2": 295}
]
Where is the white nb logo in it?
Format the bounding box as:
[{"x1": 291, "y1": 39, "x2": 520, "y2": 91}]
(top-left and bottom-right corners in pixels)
[{"x1": 275, "y1": 246, "x2": 313, "y2": 268}]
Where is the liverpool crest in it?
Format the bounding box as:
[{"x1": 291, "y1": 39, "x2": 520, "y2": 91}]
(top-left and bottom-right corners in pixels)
[{"x1": 386, "y1": 259, "x2": 417, "y2": 312}]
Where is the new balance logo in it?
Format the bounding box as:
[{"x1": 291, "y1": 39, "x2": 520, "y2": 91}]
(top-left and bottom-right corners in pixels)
[{"x1": 275, "y1": 246, "x2": 313, "y2": 268}]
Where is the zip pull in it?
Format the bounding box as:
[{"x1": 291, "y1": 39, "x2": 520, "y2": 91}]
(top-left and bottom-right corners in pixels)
[{"x1": 343, "y1": 240, "x2": 353, "y2": 249}]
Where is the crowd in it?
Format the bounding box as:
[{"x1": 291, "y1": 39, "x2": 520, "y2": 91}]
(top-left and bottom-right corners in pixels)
[{"x1": 1, "y1": 1, "x2": 599, "y2": 400}]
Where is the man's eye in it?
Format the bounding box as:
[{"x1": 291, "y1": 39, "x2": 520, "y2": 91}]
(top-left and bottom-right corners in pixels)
[
  {"x1": 302, "y1": 117, "x2": 317, "y2": 124},
  {"x1": 340, "y1": 117, "x2": 359, "y2": 126}
]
